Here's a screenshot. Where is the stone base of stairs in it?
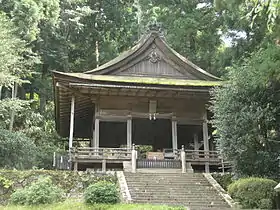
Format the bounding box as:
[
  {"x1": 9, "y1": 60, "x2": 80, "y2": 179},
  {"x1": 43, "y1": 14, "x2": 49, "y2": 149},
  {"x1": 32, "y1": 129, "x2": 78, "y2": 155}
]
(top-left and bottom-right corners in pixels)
[
  {"x1": 123, "y1": 161, "x2": 132, "y2": 172},
  {"x1": 124, "y1": 172, "x2": 231, "y2": 209}
]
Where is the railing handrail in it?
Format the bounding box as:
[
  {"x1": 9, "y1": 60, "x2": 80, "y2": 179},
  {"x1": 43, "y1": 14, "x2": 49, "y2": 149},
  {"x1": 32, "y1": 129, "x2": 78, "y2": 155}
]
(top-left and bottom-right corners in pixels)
[
  {"x1": 70, "y1": 147, "x2": 132, "y2": 150},
  {"x1": 184, "y1": 149, "x2": 219, "y2": 153},
  {"x1": 69, "y1": 147, "x2": 132, "y2": 161}
]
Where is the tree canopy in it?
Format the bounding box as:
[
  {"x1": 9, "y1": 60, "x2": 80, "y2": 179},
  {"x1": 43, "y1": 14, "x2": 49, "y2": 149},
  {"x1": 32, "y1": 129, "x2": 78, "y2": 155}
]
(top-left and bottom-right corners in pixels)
[{"x1": 211, "y1": 44, "x2": 280, "y2": 178}]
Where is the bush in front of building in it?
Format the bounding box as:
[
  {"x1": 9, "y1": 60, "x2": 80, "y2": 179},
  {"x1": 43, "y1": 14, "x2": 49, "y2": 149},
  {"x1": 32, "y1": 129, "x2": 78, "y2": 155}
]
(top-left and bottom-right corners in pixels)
[
  {"x1": 84, "y1": 181, "x2": 120, "y2": 204},
  {"x1": 228, "y1": 177, "x2": 278, "y2": 209},
  {"x1": 212, "y1": 172, "x2": 234, "y2": 190},
  {"x1": 10, "y1": 176, "x2": 64, "y2": 205}
]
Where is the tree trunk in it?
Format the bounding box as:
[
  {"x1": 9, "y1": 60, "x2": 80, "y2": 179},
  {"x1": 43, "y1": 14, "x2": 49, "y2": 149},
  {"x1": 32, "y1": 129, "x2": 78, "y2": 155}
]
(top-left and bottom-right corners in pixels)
[
  {"x1": 18, "y1": 86, "x2": 26, "y2": 100},
  {"x1": 39, "y1": 63, "x2": 49, "y2": 113},
  {"x1": 30, "y1": 87, "x2": 34, "y2": 100},
  {"x1": 96, "y1": 40, "x2": 99, "y2": 67},
  {"x1": 9, "y1": 82, "x2": 18, "y2": 131},
  {"x1": 0, "y1": 85, "x2": 2, "y2": 100}
]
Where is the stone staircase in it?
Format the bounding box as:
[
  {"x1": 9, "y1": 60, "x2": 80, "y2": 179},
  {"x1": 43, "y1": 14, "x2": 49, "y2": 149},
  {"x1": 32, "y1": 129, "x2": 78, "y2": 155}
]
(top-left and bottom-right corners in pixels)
[{"x1": 124, "y1": 172, "x2": 231, "y2": 209}]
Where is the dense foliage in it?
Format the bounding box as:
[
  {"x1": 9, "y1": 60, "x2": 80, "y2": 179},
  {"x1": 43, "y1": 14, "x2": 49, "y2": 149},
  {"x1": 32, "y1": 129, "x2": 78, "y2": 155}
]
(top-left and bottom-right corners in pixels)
[
  {"x1": 211, "y1": 173, "x2": 234, "y2": 190},
  {"x1": 84, "y1": 181, "x2": 120, "y2": 204},
  {"x1": 0, "y1": 129, "x2": 37, "y2": 169},
  {"x1": 228, "y1": 177, "x2": 278, "y2": 209},
  {"x1": 211, "y1": 44, "x2": 280, "y2": 178},
  {"x1": 10, "y1": 177, "x2": 64, "y2": 205},
  {"x1": 0, "y1": 169, "x2": 117, "y2": 205}
]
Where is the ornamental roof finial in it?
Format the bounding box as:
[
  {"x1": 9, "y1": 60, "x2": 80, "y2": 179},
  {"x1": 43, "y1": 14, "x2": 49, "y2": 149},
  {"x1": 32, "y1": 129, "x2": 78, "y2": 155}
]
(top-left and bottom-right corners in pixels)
[{"x1": 146, "y1": 21, "x2": 165, "y2": 38}]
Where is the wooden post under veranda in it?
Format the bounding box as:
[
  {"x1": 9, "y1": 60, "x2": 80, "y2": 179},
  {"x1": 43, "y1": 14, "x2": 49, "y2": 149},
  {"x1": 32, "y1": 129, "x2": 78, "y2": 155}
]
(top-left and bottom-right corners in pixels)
[
  {"x1": 69, "y1": 95, "x2": 75, "y2": 149},
  {"x1": 203, "y1": 111, "x2": 210, "y2": 173}
]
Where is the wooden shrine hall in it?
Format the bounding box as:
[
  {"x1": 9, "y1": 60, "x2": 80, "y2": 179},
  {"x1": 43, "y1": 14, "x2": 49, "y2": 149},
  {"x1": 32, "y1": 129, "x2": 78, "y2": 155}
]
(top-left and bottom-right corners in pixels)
[{"x1": 52, "y1": 29, "x2": 223, "y2": 172}]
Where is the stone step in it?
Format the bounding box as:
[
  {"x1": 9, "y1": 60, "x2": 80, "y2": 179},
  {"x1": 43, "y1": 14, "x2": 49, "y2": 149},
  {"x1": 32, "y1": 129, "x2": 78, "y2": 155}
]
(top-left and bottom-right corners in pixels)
[
  {"x1": 123, "y1": 172, "x2": 230, "y2": 209},
  {"x1": 128, "y1": 186, "x2": 216, "y2": 191},
  {"x1": 125, "y1": 176, "x2": 206, "y2": 179},
  {"x1": 130, "y1": 183, "x2": 207, "y2": 186},
  {"x1": 130, "y1": 195, "x2": 226, "y2": 202},
  {"x1": 124, "y1": 172, "x2": 204, "y2": 176},
  {"x1": 125, "y1": 177, "x2": 210, "y2": 183},
  {"x1": 133, "y1": 199, "x2": 228, "y2": 206},
  {"x1": 125, "y1": 173, "x2": 204, "y2": 177},
  {"x1": 130, "y1": 190, "x2": 220, "y2": 195},
  {"x1": 130, "y1": 191, "x2": 224, "y2": 197},
  {"x1": 130, "y1": 195, "x2": 224, "y2": 200},
  {"x1": 130, "y1": 192, "x2": 225, "y2": 200},
  {"x1": 126, "y1": 178, "x2": 209, "y2": 184},
  {"x1": 125, "y1": 180, "x2": 211, "y2": 184}
]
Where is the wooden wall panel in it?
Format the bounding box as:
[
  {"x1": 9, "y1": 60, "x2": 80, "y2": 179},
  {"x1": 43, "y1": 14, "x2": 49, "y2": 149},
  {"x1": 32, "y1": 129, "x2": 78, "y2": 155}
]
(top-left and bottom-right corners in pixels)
[{"x1": 98, "y1": 96, "x2": 205, "y2": 120}]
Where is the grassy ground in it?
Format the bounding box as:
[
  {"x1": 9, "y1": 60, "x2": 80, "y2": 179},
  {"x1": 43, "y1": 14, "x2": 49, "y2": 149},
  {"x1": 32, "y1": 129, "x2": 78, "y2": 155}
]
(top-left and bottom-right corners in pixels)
[{"x1": 0, "y1": 200, "x2": 185, "y2": 210}]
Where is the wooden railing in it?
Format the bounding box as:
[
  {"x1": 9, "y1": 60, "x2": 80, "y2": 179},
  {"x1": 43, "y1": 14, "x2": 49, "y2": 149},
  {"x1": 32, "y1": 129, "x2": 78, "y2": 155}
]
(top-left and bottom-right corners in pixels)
[
  {"x1": 185, "y1": 150, "x2": 221, "y2": 162},
  {"x1": 53, "y1": 152, "x2": 71, "y2": 170},
  {"x1": 70, "y1": 147, "x2": 132, "y2": 161},
  {"x1": 137, "y1": 159, "x2": 181, "y2": 169}
]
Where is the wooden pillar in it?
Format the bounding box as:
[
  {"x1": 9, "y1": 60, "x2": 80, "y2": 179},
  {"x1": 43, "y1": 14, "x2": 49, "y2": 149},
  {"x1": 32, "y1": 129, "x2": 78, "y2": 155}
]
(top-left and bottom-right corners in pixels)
[
  {"x1": 127, "y1": 116, "x2": 132, "y2": 149},
  {"x1": 194, "y1": 133, "x2": 199, "y2": 158},
  {"x1": 94, "y1": 118, "x2": 100, "y2": 148},
  {"x1": 73, "y1": 162, "x2": 78, "y2": 172},
  {"x1": 93, "y1": 102, "x2": 100, "y2": 149},
  {"x1": 131, "y1": 144, "x2": 137, "y2": 173},
  {"x1": 194, "y1": 133, "x2": 199, "y2": 150},
  {"x1": 203, "y1": 111, "x2": 210, "y2": 173},
  {"x1": 172, "y1": 117, "x2": 178, "y2": 152},
  {"x1": 91, "y1": 111, "x2": 95, "y2": 147},
  {"x1": 102, "y1": 159, "x2": 106, "y2": 173},
  {"x1": 69, "y1": 95, "x2": 75, "y2": 150},
  {"x1": 181, "y1": 145, "x2": 186, "y2": 173}
]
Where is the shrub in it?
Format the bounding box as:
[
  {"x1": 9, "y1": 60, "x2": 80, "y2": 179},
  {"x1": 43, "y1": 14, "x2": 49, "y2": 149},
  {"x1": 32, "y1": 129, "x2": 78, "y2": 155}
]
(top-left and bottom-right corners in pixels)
[
  {"x1": 135, "y1": 145, "x2": 153, "y2": 159},
  {"x1": 84, "y1": 181, "x2": 119, "y2": 204},
  {"x1": 0, "y1": 129, "x2": 37, "y2": 169},
  {"x1": 212, "y1": 173, "x2": 234, "y2": 190},
  {"x1": 10, "y1": 176, "x2": 64, "y2": 205},
  {"x1": 228, "y1": 177, "x2": 277, "y2": 209},
  {"x1": 0, "y1": 169, "x2": 117, "y2": 205}
]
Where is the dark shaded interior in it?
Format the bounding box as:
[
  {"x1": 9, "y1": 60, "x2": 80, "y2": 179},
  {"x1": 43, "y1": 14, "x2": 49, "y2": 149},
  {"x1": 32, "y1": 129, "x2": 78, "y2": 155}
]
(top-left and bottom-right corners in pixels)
[
  {"x1": 99, "y1": 122, "x2": 126, "y2": 147},
  {"x1": 96, "y1": 119, "x2": 209, "y2": 151},
  {"x1": 177, "y1": 125, "x2": 203, "y2": 150},
  {"x1": 132, "y1": 118, "x2": 172, "y2": 151}
]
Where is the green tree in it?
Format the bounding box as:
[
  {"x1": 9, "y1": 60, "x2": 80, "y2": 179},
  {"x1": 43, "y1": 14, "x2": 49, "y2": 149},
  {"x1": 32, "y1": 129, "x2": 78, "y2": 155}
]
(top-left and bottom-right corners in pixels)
[
  {"x1": 211, "y1": 44, "x2": 280, "y2": 178},
  {"x1": 135, "y1": 0, "x2": 224, "y2": 76},
  {"x1": 0, "y1": 128, "x2": 37, "y2": 169},
  {"x1": 0, "y1": 12, "x2": 37, "y2": 130}
]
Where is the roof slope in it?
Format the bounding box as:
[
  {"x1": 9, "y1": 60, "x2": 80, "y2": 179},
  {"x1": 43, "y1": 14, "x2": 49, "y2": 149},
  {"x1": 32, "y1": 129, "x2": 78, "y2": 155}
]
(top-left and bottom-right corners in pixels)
[{"x1": 85, "y1": 30, "x2": 220, "y2": 81}]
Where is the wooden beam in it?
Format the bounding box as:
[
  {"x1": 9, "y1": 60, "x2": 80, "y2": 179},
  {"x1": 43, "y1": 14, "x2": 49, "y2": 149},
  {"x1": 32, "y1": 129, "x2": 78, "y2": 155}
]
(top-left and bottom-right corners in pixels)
[
  {"x1": 177, "y1": 118, "x2": 203, "y2": 125},
  {"x1": 69, "y1": 96, "x2": 75, "y2": 149},
  {"x1": 99, "y1": 116, "x2": 127, "y2": 122}
]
